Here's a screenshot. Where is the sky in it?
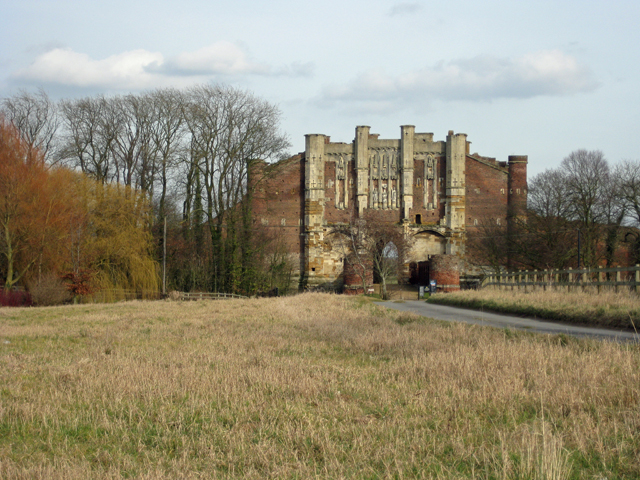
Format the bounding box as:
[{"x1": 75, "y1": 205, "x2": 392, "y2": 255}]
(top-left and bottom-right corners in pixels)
[{"x1": 1, "y1": 0, "x2": 639, "y2": 177}]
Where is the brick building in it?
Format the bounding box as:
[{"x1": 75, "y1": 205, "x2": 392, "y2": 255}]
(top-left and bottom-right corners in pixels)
[{"x1": 250, "y1": 125, "x2": 528, "y2": 290}]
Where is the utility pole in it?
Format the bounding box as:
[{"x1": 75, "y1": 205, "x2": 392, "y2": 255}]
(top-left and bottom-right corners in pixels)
[
  {"x1": 163, "y1": 216, "x2": 167, "y2": 295},
  {"x1": 577, "y1": 229, "x2": 581, "y2": 270}
]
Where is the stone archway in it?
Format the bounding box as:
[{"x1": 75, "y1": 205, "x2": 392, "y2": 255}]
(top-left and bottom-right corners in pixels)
[
  {"x1": 408, "y1": 230, "x2": 447, "y2": 260},
  {"x1": 406, "y1": 230, "x2": 447, "y2": 284}
]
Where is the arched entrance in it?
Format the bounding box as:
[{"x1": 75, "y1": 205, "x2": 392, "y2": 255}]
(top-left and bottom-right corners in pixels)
[{"x1": 407, "y1": 230, "x2": 447, "y2": 284}]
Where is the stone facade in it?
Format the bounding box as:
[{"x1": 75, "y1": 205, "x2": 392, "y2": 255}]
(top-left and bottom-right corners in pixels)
[{"x1": 250, "y1": 126, "x2": 528, "y2": 289}]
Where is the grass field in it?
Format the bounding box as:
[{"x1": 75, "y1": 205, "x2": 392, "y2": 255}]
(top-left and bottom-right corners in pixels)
[
  {"x1": 1, "y1": 293, "x2": 639, "y2": 479},
  {"x1": 427, "y1": 288, "x2": 640, "y2": 330}
]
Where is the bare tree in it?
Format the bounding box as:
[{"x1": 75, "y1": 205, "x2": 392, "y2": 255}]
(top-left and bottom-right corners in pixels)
[
  {"x1": 561, "y1": 149, "x2": 610, "y2": 267},
  {"x1": 58, "y1": 95, "x2": 120, "y2": 184},
  {"x1": 614, "y1": 159, "x2": 640, "y2": 263},
  {"x1": 466, "y1": 218, "x2": 510, "y2": 274},
  {"x1": 183, "y1": 84, "x2": 290, "y2": 292},
  {"x1": 110, "y1": 94, "x2": 155, "y2": 188},
  {"x1": 1, "y1": 89, "x2": 60, "y2": 164},
  {"x1": 615, "y1": 159, "x2": 640, "y2": 226},
  {"x1": 519, "y1": 168, "x2": 576, "y2": 269},
  {"x1": 148, "y1": 88, "x2": 187, "y2": 224},
  {"x1": 363, "y1": 215, "x2": 411, "y2": 299},
  {"x1": 331, "y1": 218, "x2": 373, "y2": 294},
  {"x1": 331, "y1": 215, "x2": 411, "y2": 298}
]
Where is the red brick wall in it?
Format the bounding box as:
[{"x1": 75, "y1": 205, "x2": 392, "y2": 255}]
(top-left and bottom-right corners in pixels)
[
  {"x1": 322, "y1": 155, "x2": 449, "y2": 225},
  {"x1": 250, "y1": 156, "x2": 304, "y2": 254},
  {"x1": 465, "y1": 156, "x2": 509, "y2": 231},
  {"x1": 508, "y1": 156, "x2": 528, "y2": 217},
  {"x1": 411, "y1": 156, "x2": 446, "y2": 224},
  {"x1": 323, "y1": 161, "x2": 356, "y2": 224},
  {"x1": 343, "y1": 257, "x2": 374, "y2": 286},
  {"x1": 254, "y1": 153, "x2": 519, "y2": 238},
  {"x1": 429, "y1": 254, "x2": 460, "y2": 292}
]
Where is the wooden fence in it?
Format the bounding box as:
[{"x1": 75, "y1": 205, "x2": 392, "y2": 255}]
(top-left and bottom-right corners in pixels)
[
  {"x1": 177, "y1": 292, "x2": 247, "y2": 300},
  {"x1": 83, "y1": 290, "x2": 162, "y2": 303},
  {"x1": 81, "y1": 290, "x2": 247, "y2": 303},
  {"x1": 482, "y1": 265, "x2": 640, "y2": 293}
]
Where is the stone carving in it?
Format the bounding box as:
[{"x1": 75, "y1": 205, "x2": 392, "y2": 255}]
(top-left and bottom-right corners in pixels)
[
  {"x1": 426, "y1": 154, "x2": 435, "y2": 180},
  {"x1": 424, "y1": 154, "x2": 437, "y2": 210},
  {"x1": 381, "y1": 184, "x2": 388, "y2": 206},
  {"x1": 371, "y1": 154, "x2": 379, "y2": 179},
  {"x1": 372, "y1": 188, "x2": 379, "y2": 206},
  {"x1": 337, "y1": 156, "x2": 345, "y2": 180},
  {"x1": 391, "y1": 187, "x2": 397, "y2": 206},
  {"x1": 390, "y1": 154, "x2": 398, "y2": 179},
  {"x1": 382, "y1": 153, "x2": 388, "y2": 180}
]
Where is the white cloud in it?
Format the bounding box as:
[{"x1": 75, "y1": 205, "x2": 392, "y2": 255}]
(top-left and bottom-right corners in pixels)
[
  {"x1": 12, "y1": 43, "x2": 311, "y2": 90},
  {"x1": 164, "y1": 42, "x2": 270, "y2": 75},
  {"x1": 318, "y1": 50, "x2": 600, "y2": 112},
  {"x1": 13, "y1": 48, "x2": 164, "y2": 89},
  {"x1": 388, "y1": 2, "x2": 423, "y2": 16}
]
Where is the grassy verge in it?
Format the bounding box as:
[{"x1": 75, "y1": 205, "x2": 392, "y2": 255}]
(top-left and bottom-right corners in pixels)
[
  {"x1": 428, "y1": 288, "x2": 640, "y2": 330},
  {"x1": 1, "y1": 293, "x2": 639, "y2": 478}
]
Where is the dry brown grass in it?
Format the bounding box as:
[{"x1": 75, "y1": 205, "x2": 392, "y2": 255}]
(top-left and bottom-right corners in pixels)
[
  {"x1": 431, "y1": 287, "x2": 640, "y2": 329},
  {"x1": 0, "y1": 293, "x2": 638, "y2": 479}
]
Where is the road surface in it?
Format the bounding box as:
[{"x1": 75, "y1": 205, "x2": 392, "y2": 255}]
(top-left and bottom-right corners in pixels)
[{"x1": 378, "y1": 300, "x2": 639, "y2": 342}]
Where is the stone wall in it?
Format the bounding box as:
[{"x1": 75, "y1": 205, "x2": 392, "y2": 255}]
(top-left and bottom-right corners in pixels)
[{"x1": 249, "y1": 126, "x2": 528, "y2": 290}]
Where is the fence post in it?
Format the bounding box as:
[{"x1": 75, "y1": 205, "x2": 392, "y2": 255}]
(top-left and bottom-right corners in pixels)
[
  {"x1": 568, "y1": 268, "x2": 573, "y2": 293},
  {"x1": 635, "y1": 265, "x2": 640, "y2": 294},
  {"x1": 597, "y1": 266, "x2": 602, "y2": 294}
]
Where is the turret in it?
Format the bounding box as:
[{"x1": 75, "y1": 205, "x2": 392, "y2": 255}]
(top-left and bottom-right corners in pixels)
[
  {"x1": 400, "y1": 125, "x2": 415, "y2": 220},
  {"x1": 354, "y1": 126, "x2": 370, "y2": 216},
  {"x1": 507, "y1": 155, "x2": 528, "y2": 218},
  {"x1": 304, "y1": 134, "x2": 327, "y2": 285}
]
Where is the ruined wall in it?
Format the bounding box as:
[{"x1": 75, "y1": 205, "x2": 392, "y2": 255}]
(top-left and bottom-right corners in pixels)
[
  {"x1": 429, "y1": 254, "x2": 460, "y2": 292},
  {"x1": 507, "y1": 155, "x2": 528, "y2": 218},
  {"x1": 407, "y1": 231, "x2": 447, "y2": 263},
  {"x1": 250, "y1": 126, "x2": 528, "y2": 289},
  {"x1": 250, "y1": 156, "x2": 305, "y2": 282},
  {"x1": 465, "y1": 155, "x2": 510, "y2": 230}
]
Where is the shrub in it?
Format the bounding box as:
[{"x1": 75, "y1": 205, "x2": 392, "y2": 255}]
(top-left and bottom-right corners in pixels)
[
  {"x1": 29, "y1": 273, "x2": 72, "y2": 306},
  {"x1": 0, "y1": 289, "x2": 32, "y2": 307}
]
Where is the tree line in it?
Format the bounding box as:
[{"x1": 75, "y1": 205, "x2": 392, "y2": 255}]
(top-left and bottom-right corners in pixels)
[
  {"x1": 469, "y1": 149, "x2": 640, "y2": 273},
  {"x1": 1, "y1": 85, "x2": 294, "y2": 302}
]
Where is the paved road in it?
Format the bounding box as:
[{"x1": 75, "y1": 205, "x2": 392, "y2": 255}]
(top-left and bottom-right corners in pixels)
[{"x1": 378, "y1": 300, "x2": 639, "y2": 342}]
